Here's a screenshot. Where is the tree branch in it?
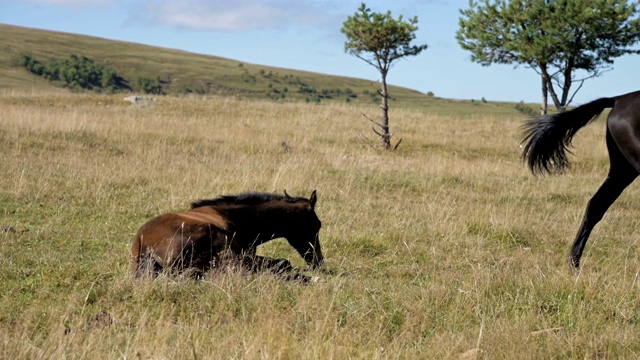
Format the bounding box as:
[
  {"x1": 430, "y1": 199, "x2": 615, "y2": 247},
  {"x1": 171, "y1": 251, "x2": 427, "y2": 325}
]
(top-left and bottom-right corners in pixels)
[
  {"x1": 393, "y1": 138, "x2": 403, "y2": 151},
  {"x1": 565, "y1": 79, "x2": 585, "y2": 107},
  {"x1": 357, "y1": 131, "x2": 381, "y2": 152},
  {"x1": 361, "y1": 112, "x2": 384, "y2": 129}
]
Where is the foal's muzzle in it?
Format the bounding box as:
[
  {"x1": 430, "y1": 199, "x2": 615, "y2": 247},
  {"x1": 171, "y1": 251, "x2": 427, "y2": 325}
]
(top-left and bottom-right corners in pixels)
[{"x1": 305, "y1": 245, "x2": 323, "y2": 270}]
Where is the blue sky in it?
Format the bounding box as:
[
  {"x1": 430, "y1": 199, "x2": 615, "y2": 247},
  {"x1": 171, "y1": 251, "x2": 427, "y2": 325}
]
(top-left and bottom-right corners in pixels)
[{"x1": 0, "y1": 0, "x2": 637, "y2": 104}]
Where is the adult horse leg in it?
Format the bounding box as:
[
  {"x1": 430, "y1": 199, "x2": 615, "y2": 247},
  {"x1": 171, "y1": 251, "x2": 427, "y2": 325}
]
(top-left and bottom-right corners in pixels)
[{"x1": 569, "y1": 129, "x2": 638, "y2": 268}]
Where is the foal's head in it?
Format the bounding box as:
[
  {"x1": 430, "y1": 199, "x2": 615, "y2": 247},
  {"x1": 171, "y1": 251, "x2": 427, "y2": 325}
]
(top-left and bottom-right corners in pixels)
[{"x1": 283, "y1": 190, "x2": 323, "y2": 269}]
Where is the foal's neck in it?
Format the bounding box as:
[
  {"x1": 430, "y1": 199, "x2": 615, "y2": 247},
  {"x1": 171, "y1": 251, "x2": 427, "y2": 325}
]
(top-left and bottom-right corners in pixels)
[{"x1": 213, "y1": 201, "x2": 295, "y2": 240}]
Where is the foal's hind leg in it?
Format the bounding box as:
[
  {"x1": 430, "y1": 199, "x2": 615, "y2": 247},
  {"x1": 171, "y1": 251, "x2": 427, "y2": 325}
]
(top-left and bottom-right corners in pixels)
[
  {"x1": 569, "y1": 129, "x2": 638, "y2": 268},
  {"x1": 135, "y1": 255, "x2": 163, "y2": 278}
]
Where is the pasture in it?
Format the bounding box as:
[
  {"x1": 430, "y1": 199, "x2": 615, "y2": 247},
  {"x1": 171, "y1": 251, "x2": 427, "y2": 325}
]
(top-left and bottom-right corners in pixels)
[{"x1": 2, "y1": 90, "x2": 640, "y2": 358}]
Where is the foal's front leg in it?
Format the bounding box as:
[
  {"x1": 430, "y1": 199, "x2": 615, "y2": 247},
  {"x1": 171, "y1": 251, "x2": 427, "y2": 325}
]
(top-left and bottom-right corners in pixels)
[
  {"x1": 248, "y1": 256, "x2": 318, "y2": 282},
  {"x1": 239, "y1": 251, "x2": 315, "y2": 282},
  {"x1": 249, "y1": 255, "x2": 293, "y2": 274}
]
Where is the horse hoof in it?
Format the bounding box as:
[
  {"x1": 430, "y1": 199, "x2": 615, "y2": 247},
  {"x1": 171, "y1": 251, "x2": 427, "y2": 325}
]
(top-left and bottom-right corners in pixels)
[{"x1": 567, "y1": 256, "x2": 580, "y2": 270}]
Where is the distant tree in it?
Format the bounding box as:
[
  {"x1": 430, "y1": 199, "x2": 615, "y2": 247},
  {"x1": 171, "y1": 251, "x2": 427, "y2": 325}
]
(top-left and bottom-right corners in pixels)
[
  {"x1": 19, "y1": 53, "x2": 130, "y2": 93},
  {"x1": 342, "y1": 3, "x2": 427, "y2": 150},
  {"x1": 18, "y1": 54, "x2": 31, "y2": 67},
  {"x1": 457, "y1": 0, "x2": 640, "y2": 114}
]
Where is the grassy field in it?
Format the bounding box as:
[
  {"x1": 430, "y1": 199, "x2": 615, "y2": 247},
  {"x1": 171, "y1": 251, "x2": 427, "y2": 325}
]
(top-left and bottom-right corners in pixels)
[{"x1": 2, "y1": 89, "x2": 640, "y2": 359}]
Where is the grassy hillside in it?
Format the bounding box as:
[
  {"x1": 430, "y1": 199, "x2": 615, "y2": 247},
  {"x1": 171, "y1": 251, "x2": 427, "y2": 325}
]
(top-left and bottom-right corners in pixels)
[
  {"x1": 2, "y1": 89, "x2": 640, "y2": 358},
  {"x1": 0, "y1": 23, "x2": 535, "y2": 117}
]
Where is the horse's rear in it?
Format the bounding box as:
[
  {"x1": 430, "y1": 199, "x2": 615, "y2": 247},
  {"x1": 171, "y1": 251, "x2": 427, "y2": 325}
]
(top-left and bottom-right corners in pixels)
[
  {"x1": 521, "y1": 90, "x2": 640, "y2": 268},
  {"x1": 132, "y1": 207, "x2": 231, "y2": 277}
]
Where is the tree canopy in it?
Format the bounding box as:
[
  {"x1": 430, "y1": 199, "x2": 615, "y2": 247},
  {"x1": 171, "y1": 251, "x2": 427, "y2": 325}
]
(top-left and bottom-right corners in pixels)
[
  {"x1": 457, "y1": 0, "x2": 640, "y2": 113},
  {"x1": 342, "y1": 3, "x2": 427, "y2": 75}
]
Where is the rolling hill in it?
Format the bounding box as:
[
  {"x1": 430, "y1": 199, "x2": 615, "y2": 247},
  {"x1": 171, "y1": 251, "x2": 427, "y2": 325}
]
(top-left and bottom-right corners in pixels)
[{"x1": 0, "y1": 23, "x2": 533, "y2": 116}]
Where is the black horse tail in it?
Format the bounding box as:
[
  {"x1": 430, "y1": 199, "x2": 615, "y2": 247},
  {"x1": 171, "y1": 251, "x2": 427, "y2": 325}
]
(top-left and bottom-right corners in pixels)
[{"x1": 521, "y1": 97, "x2": 616, "y2": 175}]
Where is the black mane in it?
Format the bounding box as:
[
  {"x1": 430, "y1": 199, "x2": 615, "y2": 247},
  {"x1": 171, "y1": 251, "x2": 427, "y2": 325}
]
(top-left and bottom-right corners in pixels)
[{"x1": 191, "y1": 192, "x2": 308, "y2": 209}]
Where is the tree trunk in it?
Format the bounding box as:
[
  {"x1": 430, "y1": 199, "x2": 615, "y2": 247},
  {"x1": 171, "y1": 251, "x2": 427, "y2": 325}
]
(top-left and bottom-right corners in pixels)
[
  {"x1": 541, "y1": 75, "x2": 548, "y2": 115},
  {"x1": 558, "y1": 58, "x2": 573, "y2": 112},
  {"x1": 539, "y1": 65, "x2": 562, "y2": 111},
  {"x1": 379, "y1": 70, "x2": 391, "y2": 150}
]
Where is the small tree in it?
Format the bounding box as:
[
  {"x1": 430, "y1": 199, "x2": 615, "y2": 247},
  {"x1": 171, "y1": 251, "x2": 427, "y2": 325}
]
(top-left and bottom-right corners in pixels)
[
  {"x1": 457, "y1": 0, "x2": 640, "y2": 114},
  {"x1": 136, "y1": 76, "x2": 163, "y2": 94},
  {"x1": 342, "y1": 3, "x2": 427, "y2": 150}
]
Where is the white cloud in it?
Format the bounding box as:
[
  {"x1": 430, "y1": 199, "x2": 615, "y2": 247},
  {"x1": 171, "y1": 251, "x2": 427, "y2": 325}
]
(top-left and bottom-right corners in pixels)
[
  {"x1": 144, "y1": 0, "x2": 335, "y2": 31},
  {"x1": 22, "y1": 0, "x2": 113, "y2": 5}
]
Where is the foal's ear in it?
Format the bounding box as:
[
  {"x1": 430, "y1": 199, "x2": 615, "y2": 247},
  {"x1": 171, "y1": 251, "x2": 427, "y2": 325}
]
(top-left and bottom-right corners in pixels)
[{"x1": 309, "y1": 190, "x2": 317, "y2": 209}]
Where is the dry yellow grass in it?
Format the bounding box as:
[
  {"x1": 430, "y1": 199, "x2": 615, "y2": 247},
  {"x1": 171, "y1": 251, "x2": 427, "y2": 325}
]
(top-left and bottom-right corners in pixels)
[{"x1": 2, "y1": 90, "x2": 640, "y2": 359}]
